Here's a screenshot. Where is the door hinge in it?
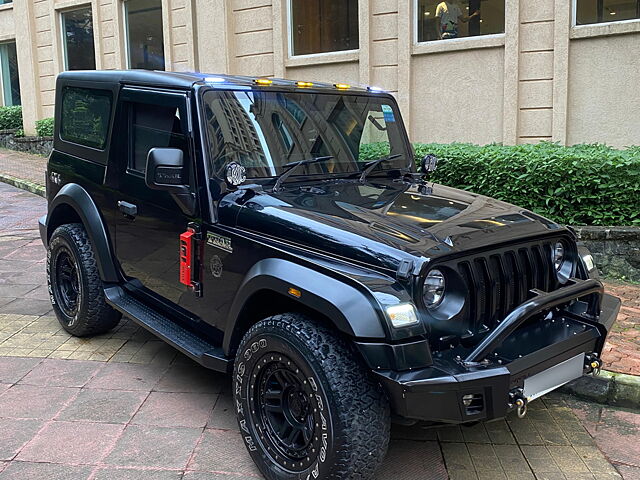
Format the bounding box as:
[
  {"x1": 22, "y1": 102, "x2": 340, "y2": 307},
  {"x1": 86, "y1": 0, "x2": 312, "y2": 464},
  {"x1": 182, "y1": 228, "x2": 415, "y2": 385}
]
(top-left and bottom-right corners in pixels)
[{"x1": 179, "y1": 223, "x2": 203, "y2": 297}]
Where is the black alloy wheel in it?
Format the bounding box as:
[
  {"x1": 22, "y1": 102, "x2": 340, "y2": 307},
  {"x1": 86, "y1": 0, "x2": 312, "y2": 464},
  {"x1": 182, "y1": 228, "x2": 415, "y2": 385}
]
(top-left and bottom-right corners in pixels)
[
  {"x1": 253, "y1": 355, "x2": 319, "y2": 471},
  {"x1": 53, "y1": 248, "x2": 80, "y2": 319}
]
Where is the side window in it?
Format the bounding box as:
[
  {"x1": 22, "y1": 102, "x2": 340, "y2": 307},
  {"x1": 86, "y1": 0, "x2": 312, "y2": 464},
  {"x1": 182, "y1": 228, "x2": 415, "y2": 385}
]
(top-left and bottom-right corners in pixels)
[
  {"x1": 128, "y1": 102, "x2": 188, "y2": 174},
  {"x1": 358, "y1": 108, "x2": 391, "y2": 162},
  {"x1": 60, "y1": 87, "x2": 112, "y2": 149}
]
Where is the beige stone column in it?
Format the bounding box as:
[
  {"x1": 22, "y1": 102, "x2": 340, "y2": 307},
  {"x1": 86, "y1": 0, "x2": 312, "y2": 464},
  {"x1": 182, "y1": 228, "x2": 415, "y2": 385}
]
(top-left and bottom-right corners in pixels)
[
  {"x1": 552, "y1": 0, "x2": 571, "y2": 144},
  {"x1": 369, "y1": 0, "x2": 401, "y2": 95},
  {"x1": 516, "y1": 0, "x2": 556, "y2": 143},
  {"x1": 195, "y1": 0, "x2": 231, "y2": 74},
  {"x1": 396, "y1": 0, "x2": 411, "y2": 131},
  {"x1": 97, "y1": 0, "x2": 126, "y2": 70},
  {"x1": 13, "y1": 2, "x2": 41, "y2": 135},
  {"x1": 502, "y1": 0, "x2": 520, "y2": 144},
  {"x1": 162, "y1": 0, "x2": 198, "y2": 72},
  {"x1": 228, "y1": 0, "x2": 275, "y2": 77}
]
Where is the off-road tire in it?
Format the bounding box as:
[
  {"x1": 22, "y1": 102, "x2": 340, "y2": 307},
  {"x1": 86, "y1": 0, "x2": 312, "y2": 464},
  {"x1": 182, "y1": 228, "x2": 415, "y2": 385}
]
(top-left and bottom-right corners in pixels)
[
  {"x1": 47, "y1": 223, "x2": 121, "y2": 336},
  {"x1": 233, "y1": 313, "x2": 391, "y2": 480}
]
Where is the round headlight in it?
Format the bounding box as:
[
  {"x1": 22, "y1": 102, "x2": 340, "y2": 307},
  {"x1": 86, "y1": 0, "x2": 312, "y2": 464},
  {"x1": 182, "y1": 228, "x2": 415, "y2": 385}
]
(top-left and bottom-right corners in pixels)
[
  {"x1": 553, "y1": 241, "x2": 575, "y2": 284},
  {"x1": 553, "y1": 242, "x2": 565, "y2": 271},
  {"x1": 424, "y1": 269, "x2": 446, "y2": 308}
]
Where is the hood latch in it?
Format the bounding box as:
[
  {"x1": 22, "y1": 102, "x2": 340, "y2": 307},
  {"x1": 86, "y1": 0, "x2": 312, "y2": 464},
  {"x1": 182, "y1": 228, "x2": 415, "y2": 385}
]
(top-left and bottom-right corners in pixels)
[{"x1": 396, "y1": 259, "x2": 414, "y2": 281}]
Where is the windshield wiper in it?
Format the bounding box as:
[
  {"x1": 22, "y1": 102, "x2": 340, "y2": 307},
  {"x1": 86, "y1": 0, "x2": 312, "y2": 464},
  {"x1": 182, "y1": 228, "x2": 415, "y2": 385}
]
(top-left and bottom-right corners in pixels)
[
  {"x1": 272, "y1": 155, "x2": 334, "y2": 192},
  {"x1": 358, "y1": 153, "x2": 403, "y2": 183}
]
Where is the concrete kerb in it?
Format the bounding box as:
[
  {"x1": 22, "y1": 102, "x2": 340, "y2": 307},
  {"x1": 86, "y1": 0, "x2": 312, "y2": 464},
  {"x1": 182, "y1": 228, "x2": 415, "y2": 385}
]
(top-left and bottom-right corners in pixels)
[
  {"x1": 561, "y1": 370, "x2": 640, "y2": 410},
  {"x1": 0, "y1": 173, "x2": 45, "y2": 198}
]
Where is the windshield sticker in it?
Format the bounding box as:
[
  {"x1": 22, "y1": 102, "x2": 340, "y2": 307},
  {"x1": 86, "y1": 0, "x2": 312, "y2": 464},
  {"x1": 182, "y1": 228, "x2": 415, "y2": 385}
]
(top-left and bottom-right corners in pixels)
[{"x1": 381, "y1": 105, "x2": 395, "y2": 123}]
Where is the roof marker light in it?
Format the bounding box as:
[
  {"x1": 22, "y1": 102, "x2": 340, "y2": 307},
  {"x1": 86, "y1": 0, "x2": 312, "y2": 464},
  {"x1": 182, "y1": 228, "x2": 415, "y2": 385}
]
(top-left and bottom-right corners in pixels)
[
  {"x1": 368, "y1": 86, "x2": 385, "y2": 93},
  {"x1": 334, "y1": 83, "x2": 351, "y2": 90},
  {"x1": 296, "y1": 81, "x2": 314, "y2": 88},
  {"x1": 206, "y1": 77, "x2": 226, "y2": 83},
  {"x1": 254, "y1": 78, "x2": 273, "y2": 86}
]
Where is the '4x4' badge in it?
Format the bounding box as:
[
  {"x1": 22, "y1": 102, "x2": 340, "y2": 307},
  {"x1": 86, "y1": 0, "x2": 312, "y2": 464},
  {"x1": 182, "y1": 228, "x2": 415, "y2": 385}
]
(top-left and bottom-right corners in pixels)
[{"x1": 207, "y1": 232, "x2": 233, "y2": 253}]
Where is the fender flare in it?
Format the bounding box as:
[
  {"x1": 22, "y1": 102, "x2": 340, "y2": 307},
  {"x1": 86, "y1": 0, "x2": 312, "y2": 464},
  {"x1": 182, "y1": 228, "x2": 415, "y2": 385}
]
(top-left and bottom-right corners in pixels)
[
  {"x1": 223, "y1": 258, "x2": 387, "y2": 353},
  {"x1": 47, "y1": 183, "x2": 119, "y2": 283}
]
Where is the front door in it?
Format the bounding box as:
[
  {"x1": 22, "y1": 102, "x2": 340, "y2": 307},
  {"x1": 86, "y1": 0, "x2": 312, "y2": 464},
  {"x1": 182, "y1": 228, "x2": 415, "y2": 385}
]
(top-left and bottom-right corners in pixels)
[{"x1": 113, "y1": 88, "x2": 197, "y2": 305}]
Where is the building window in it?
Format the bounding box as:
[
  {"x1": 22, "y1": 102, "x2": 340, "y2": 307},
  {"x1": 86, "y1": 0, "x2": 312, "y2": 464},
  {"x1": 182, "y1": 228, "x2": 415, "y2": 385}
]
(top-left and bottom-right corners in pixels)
[
  {"x1": 417, "y1": 0, "x2": 505, "y2": 42},
  {"x1": 60, "y1": 87, "x2": 112, "y2": 149},
  {"x1": 290, "y1": 0, "x2": 359, "y2": 55},
  {"x1": 575, "y1": 0, "x2": 640, "y2": 25},
  {"x1": 0, "y1": 1, "x2": 13, "y2": 5},
  {"x1": 124, "y1": 0, "x2": 165, "y2": 70},
  {"x1": 0, "y1": 42, "x2": 20, "y2": 106},
  {"x1": 61, "y1": 8, "x2": 96, "y2": 71}
]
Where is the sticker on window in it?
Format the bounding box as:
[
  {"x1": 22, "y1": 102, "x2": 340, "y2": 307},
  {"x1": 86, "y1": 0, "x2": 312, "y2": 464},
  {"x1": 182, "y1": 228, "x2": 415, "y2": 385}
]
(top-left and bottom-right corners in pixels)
[{"x1": 382, "y1": 105, "x2": 395, "y2": 123}]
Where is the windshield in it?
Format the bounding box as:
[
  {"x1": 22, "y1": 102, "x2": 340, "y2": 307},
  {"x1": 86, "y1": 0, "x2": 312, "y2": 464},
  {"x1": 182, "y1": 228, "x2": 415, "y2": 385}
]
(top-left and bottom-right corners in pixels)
[{"x1": 202, "y1": 89, "x2": 411, "y2": 180}]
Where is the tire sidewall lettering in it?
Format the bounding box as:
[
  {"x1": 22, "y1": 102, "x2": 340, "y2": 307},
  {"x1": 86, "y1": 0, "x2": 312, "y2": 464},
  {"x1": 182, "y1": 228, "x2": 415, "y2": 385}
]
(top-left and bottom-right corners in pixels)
[{"x1": 234, "y1": 334, "x2": 332, "y2": 479}]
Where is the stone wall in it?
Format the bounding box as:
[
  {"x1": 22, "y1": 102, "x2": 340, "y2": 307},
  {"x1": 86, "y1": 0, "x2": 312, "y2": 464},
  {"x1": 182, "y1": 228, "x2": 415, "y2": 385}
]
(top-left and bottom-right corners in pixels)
[
  {"x1": 0, "y1": 130, "x2": 52, "y2": 157},
  {"x1": 13, "y1": 137, "x2": 53, "y2": 156},
  {"x1": 0, "y1": 129, "x2": 19, "y2": 149},
  {"x1": 574, "y1": 226, "x2": 640, "y2": 282}
]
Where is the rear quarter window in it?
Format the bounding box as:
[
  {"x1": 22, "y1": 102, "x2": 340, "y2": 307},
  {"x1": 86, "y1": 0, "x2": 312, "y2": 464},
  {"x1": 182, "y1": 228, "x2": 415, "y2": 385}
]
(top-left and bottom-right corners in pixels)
[{"x1": 60, "y1": 87, "x2": 112, "y2": 150}]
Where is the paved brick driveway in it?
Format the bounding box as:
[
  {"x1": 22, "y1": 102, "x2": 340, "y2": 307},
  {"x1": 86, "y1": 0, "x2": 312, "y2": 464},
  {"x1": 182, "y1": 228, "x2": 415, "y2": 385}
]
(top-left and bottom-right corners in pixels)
[{"x1": 0, "y1": 182, "x2": 638, "y2": 479}]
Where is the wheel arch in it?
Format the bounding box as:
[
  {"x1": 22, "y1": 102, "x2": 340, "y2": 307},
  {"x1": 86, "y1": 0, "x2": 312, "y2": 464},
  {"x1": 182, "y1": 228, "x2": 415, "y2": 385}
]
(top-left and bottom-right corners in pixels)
[
  {"x1": 47, "y1": 183, "x2": 119, "y2": 283},
  {"x1": 223, "y1": 258, "x2": 387, "y2": 356}
]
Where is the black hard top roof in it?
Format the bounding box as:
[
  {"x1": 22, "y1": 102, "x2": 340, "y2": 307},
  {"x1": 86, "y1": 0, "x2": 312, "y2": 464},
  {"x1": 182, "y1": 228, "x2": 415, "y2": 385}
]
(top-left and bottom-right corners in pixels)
[{"x1": 57, "y1": 70, "x2": 376, "y2": 93}]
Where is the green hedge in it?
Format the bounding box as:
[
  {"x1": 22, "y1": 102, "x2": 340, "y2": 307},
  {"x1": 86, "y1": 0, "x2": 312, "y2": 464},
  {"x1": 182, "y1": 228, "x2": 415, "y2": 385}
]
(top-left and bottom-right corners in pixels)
[
  {"x1": 35, "y1": 117, "x2": 54, "y2": 137},
  {"x1": 414, "y1": 142, "x2": 640, "y2": 226},
  {"x1": 0, "y1": 105, "x2": 23, "y2": 130}
]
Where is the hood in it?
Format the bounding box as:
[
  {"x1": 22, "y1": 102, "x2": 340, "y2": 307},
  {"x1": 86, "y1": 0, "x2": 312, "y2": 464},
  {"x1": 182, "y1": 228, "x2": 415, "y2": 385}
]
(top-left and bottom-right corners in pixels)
[{"x1": 235, "y1": 179, "x2": 565, "y2": 272}]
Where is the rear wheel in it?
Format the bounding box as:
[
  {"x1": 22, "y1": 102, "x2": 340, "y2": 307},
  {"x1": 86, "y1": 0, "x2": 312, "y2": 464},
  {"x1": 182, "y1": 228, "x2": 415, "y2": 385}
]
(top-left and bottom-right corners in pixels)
[
  {"x1": 233, "y1": 313, "x2": 390, "y2": 480},
  {"x1": 47, "y1": 223, "x2": 121, "y2": 336}
]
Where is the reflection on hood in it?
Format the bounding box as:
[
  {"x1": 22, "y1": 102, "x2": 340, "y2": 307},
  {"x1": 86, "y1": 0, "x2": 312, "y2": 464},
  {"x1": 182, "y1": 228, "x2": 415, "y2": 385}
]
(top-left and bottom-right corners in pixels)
[{"x1": 235, "y1": 179, "x2": 562, "y2": 272}]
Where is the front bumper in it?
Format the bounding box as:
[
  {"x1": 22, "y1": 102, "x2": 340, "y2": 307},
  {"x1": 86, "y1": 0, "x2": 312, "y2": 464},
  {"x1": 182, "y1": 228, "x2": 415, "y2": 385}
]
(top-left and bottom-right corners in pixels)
[
  {"x1": 371, "y1": 279, "x2": 620, "y2": 423},
  {"x1": 39, "y1": 215, "x2": 48, "y2": 248}
]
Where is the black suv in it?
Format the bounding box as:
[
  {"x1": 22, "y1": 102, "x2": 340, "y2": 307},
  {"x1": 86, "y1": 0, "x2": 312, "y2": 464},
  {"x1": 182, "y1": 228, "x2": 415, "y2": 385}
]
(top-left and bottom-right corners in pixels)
[{"x1": 40, "y1": 71, "x2": 620, "y2": 480}]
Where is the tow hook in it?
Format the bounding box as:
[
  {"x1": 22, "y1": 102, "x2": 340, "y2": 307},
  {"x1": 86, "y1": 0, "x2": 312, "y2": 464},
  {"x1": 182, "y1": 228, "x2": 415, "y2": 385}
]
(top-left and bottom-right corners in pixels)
[
  {"x1": 508, "y1": 389, "x2": 528, "y2": 418},
  {"x1": 585, "y1": 353, "x2": 602, "y2": 376}
]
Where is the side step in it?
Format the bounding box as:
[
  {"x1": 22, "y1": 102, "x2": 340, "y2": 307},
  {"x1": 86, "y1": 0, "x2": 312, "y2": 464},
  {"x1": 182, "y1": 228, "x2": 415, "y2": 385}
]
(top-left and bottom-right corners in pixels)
[{"x1": 104, "y1": 286, "x2": 232, "y2": 373}]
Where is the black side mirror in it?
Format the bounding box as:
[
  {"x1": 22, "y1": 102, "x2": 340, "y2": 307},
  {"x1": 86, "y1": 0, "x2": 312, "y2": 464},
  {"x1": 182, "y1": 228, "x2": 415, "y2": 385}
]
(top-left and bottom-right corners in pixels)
[
  {"x1": 145, "y1": 148, "x2": 195, "y2": 215},
  {"x1": 420, "y1": 154, "x2": 439, "y2": 174},
  {"x1": 145, "y1": 148, "x2": 186, "y2": 191}
]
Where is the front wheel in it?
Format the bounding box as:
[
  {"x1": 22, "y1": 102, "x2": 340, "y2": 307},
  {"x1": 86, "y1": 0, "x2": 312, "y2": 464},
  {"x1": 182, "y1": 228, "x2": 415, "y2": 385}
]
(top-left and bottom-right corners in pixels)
[{"x1": 233, "y1": 313, "x2": 390, "y2": 480}]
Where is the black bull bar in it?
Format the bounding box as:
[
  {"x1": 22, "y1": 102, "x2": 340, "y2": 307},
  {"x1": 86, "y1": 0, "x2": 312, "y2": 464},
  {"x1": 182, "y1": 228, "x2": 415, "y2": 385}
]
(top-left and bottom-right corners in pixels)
[{"x1": 463, "y1": 278, "x2": 604, "y2": 365}]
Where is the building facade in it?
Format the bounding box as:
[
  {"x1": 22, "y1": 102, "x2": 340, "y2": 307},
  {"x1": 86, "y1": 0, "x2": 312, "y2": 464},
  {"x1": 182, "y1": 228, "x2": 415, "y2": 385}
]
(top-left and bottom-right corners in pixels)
[{"x1": 0, "y1": 0, "x2": 638, "y2": 147}]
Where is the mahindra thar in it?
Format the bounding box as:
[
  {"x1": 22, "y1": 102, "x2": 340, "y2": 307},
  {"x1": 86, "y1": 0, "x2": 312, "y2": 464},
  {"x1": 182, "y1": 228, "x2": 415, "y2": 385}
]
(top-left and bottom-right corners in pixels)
[{"x1": 40, "y1": 70, "x2": 620, "y2": 480}]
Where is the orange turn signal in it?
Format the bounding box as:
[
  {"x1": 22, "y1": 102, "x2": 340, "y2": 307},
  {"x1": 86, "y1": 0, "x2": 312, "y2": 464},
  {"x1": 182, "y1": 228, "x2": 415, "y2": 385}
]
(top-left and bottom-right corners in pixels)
[{"x1": 288, "y1": 287, "x2": 302, "y2": 298}]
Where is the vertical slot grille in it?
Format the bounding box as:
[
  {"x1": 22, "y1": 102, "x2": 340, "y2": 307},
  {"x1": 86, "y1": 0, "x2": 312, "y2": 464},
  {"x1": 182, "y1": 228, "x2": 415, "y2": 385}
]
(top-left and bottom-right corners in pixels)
[{"x1": 455, "y1": 240, "x2": 558, "y2": 337}]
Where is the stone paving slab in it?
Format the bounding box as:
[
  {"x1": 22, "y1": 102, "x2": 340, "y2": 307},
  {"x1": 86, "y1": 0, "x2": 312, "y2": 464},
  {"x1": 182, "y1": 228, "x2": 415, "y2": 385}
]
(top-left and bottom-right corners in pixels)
[
  {"x1": 1, "y1": 354, "x2": 634, "y2": 480},
  {"x1": 0, "y1": 148, "x2": 47, "y2": 186},
  {"x1": 601, "y1": 281, "x2": 640, "y2": 376}
]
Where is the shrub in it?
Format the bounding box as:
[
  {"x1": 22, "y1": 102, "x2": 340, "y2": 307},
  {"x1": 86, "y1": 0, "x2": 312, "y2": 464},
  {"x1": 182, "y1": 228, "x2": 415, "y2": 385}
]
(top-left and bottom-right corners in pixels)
[
  {"x1": 35, "y1": 117, "x2": 54, "y2": 137},
  {"x1": 0, "y1": 105, "x2": 23, "y2": 130},
  {"x1": 414, "y1": 142, "x2": 640, "y2": 227}
]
